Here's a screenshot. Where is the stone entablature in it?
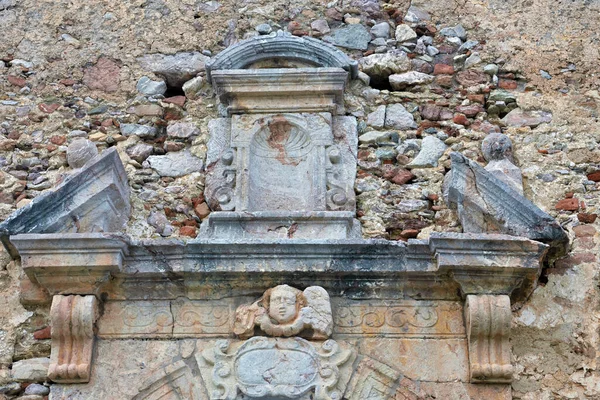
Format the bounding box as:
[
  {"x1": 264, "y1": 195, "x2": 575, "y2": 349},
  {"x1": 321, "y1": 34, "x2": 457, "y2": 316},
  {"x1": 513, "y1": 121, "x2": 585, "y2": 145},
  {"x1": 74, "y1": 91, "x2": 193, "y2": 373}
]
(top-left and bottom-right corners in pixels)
[{"x1": 0, "y1": 28, "x2": 566, "y2": 400}]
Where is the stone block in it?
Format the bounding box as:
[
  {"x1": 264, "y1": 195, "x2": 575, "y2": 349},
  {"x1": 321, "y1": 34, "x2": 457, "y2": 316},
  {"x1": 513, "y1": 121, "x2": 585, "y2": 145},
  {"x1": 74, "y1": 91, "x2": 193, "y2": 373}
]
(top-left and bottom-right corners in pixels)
[{"x1": 11, "y1": 357, "x2": 49, "y2": 382}]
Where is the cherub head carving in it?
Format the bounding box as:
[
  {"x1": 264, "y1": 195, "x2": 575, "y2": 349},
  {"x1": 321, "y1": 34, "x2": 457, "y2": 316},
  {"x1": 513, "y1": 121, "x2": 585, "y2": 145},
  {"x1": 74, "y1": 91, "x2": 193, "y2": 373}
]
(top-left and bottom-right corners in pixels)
[
  {"x1": 234, "y1": 285, "x2": 333, "y2": 340},
  {"x1": 261, "y1": 285, "x2": 306, "y2": 324}
]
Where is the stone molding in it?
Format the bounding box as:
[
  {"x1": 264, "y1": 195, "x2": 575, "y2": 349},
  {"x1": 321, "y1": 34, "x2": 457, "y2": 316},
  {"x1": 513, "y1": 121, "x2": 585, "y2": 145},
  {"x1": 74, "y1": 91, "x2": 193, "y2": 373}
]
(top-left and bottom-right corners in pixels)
[
  {"x1": 464, "y1": 295, "x2": 513, "y2": 383},
  {"x1": 48, "y1": 295, "x2": 99, "y2": 383},
  {"x1": 205, "y1": 30, "x2": 359, "y2": 82},
  {"x1": 212, "y1": 68, "x2": 349, "y2": 115},
  {"x1": 0, "y1": 148, "x2": 130, "y2": 258},
  {"x1": 10, "y1": 232, "x2": 547, "y2": 303}
]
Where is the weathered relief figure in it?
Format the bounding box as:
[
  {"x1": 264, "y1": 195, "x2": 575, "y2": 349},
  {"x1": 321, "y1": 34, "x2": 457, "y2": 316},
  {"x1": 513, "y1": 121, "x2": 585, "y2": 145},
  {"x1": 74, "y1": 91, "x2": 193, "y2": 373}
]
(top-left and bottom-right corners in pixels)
[
  {"x1": 234, "y1": 285, "x2": 333, "y2": 340},
  {"x1": 481, "y1": 132, "x2": 523, "y2": 193}
]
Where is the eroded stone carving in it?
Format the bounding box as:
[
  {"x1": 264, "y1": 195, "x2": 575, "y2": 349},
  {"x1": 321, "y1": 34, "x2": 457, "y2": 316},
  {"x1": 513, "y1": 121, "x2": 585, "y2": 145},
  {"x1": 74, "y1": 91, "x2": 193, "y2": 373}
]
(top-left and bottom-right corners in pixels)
[
  {"x1": 199, "y1": 337, "x2": 354, "y2": 400},
  {"x1": 134, "y1": 360, "x2": 206, "y2": 400},
  {"x1": 481, "y1": 132, "x2": 523, "y2": 193},
  {"x1": 48, "y1": 295, "x2": 99, "y2": 383},
  {"x1": 234, "y1": 285, "x2": 333, "y2": 340},
  {"x1": 464, "y1": 295, "x2": 512, "y2": 383}
]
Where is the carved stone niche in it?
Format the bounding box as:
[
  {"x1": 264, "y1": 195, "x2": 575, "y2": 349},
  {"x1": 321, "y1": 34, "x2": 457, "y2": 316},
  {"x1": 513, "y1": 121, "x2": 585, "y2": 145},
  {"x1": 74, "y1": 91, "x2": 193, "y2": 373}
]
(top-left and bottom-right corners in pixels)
[{"x1": 202, "y1": 31, "x2": 360, "y2": 240}]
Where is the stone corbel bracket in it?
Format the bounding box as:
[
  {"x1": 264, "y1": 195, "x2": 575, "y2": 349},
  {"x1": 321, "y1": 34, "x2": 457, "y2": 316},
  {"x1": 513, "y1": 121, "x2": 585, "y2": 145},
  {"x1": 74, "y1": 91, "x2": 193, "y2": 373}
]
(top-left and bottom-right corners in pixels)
[
  {"x1": 464, "y1": 295, "x2": 512, "y2": 383},
  {"x1": 48, "y1": 295, "x2": 99, "y2": 383}
]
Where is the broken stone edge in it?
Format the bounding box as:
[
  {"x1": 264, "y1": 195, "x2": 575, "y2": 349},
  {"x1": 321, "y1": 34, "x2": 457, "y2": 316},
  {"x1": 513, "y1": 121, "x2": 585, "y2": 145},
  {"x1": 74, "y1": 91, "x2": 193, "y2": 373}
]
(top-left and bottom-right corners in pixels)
[
  {"x1": 205, "y1": 30, "x2": 359, "y2": 82},
  {"x1": 445, "y1": 152, "x2": 568, "y2": 260},
  {"x1": 0, "y1": 148, "x2": 131, "y2": 258}
]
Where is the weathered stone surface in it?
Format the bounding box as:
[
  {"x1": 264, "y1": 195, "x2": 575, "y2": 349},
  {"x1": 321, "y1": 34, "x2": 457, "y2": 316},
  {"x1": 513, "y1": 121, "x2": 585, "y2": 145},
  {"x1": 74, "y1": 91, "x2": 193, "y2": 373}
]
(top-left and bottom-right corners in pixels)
[
  {"x1": 384, "y1": 103, "x2": 416, "y2": 129},
  {"x1": 138, "y1": 52, "x2": 210, "y2": 87},
  {"x1": 147, "y1": 149, "x2": 203, "y2": 177},
  {"x1": 501, "y1": 108, "x2": 552, "y2": 127},
  {"x1": 66, "y1": 138, "x2": 98, "y2": 169},
  {"x1": 126, "y1": 143, "x2": 153, "y2": 163},
  {"x1": 0, "y1": 148, "x2": 130, "y2": 258},
  {"x1": 370, "y1": 22, "x2": 390, "y2": 39},
  {"x1": 443, "y1": 152, "x2": 568, "y2": 259},
  {"x1": 11, "y1": 358, "x2": 49, "y2": 382},
  {"x1": 82, "y1": 57, "x2": 120, "y2": 93},
  {"x1": 389, "y1": 71, "x2": 434, "y2": 89},
  {"x1": 166, "y1": 122, "x2": 200, "y2": 139},
  {"x1": 48, "y1": 295, "x2": 99, "y2": 383},
  {"x1": 136, "y1": 76, "x2": 167, "y2": 96},
  {"x1": 234, "y1": 285, "x2": 333, "y2": 340},
  {"x1": 323, "y1": 24, "x2": 371, "y2": 50},
  {"x1": 367, "y1": 104, "x2": 386, "y2": 128},
  {"x1": 407, "y1": 136, "x2": 447, "y2": 168},
  {"x1": 482, "y1": 133, "x2": 523, "y2": 193},
  {"x1": 359, "y1": 51, "x2": 410, "y2": 83},
  {"x1": 120, "y1": 123, "x2": 158, "y2": 138},
  {"x1": 395, "y1": 24, "x2": 418, "y2": 42}
]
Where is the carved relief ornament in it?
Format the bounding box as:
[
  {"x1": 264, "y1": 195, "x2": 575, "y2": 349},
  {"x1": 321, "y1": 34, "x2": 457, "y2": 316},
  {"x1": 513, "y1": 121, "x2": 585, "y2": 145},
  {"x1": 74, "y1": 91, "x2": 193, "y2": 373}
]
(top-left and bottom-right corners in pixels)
[{"x1": 234, "y1": 285, "x2": 333, "y2": 340}]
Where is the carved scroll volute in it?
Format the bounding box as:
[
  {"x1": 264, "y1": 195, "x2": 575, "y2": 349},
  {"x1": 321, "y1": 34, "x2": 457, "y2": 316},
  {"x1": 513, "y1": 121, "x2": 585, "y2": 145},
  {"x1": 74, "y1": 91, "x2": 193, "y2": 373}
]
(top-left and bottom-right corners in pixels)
[
  {"x1": 48, "y1": 295, "x2": 99, "y2": 383},
  {"x1": 464, "y1": 294, "x2": 513, "y2": 383}
]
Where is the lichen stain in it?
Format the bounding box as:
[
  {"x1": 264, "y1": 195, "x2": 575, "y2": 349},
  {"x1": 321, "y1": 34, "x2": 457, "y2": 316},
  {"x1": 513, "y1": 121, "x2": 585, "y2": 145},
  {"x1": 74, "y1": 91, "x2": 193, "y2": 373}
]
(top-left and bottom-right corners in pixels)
[{"x1": 266, "y1": 115, "x2": 300, "y2": 166}]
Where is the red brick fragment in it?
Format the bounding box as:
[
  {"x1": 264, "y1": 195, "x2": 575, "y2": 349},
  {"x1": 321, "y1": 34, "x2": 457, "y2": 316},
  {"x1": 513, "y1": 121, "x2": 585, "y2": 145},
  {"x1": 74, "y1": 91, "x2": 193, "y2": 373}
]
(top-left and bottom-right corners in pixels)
[
  {"x1": 453, "y1": 113, "x2": 469, "y2": 126},
  {"x1": 498, "y1": 79, "x2": 517, "y2": 89},
  {"x1": 33, "y1": 326, "x2": 51, "y2": 340},
  {"x1": 163, "y1": 96, "x2": 186, "y2": 107},
  {"x1": 434, "y1": 64, "x2": 454, "y2": 75},
  {"x1": 8, "y1": 75, "x2": 27, "y2": 87},
  {"x1": 587, "y1": 171, "x2": 600, "y2": 182},
  {"x1": 39, "y1": 103, "x2": 60, "y2": 113},
  {"x1": 180, "y1": 226, "x2": 197, "y2": 238},
  {"x1": 573, "y1": 225, "x2": 596, "y2": 237},
  {"x1": 555, "y1": 198, "x2": 579, "y2": 211},
  {"x1": 577, "y1": 213, "x2": 597, "y2": 223}
]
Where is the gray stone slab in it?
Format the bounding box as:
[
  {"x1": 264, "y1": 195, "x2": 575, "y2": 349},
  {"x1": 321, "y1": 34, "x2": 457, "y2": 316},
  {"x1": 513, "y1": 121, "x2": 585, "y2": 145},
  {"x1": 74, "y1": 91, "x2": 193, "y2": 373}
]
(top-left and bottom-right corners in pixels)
[
  {"x1": 0, "y1": 148, "x2": 130, "y2": 258},
  {"x1": 443, "y1": 152, "x2": 568, "y2": 259}
]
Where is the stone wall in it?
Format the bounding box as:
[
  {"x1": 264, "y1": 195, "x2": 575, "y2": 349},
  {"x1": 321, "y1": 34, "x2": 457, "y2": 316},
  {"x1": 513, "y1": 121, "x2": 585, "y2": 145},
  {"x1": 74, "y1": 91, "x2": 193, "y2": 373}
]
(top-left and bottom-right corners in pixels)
[{"x1": 0, "y1": 0, "x2": 599, "y2": 398}]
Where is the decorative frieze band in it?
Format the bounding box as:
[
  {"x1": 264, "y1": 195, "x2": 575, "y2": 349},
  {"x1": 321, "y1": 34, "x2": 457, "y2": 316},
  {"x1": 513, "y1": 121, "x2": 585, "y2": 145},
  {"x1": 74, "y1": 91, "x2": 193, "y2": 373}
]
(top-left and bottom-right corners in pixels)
[{"x1": 48, "y1": 295, "x2": 99, "y2": 383}]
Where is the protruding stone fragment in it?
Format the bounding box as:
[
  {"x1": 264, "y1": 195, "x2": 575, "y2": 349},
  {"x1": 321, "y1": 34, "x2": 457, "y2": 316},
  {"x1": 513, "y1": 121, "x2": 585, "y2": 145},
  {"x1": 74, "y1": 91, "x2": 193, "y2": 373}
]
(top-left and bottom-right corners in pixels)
[
  {"x1": 389, "y1": 71, "x2": 434, "y2": 90},
  {"x1": 256, "y1": 23, "x2": 272, "y2": 35},
  {"x1": 384, "y1": 103, "x2": 417, "y2": 129},
  {"x1": 137, "y1": 52, "x2": 210, "y2": 87},
  {"x1": 136, "y1": 76, "x2": 167, "y2": 96},
  {"x1": 407, "y1": 136, "x2": 447, "y2": 168},
  {"x1": 147, "y1": 150, "x2": 203, "y2": 177},
  {"x1": 482, "y1": 133, "x2": 523, "y2": 193},
  {"x1": 67, "y1": 138, "x2": 98, "y2": 169}
]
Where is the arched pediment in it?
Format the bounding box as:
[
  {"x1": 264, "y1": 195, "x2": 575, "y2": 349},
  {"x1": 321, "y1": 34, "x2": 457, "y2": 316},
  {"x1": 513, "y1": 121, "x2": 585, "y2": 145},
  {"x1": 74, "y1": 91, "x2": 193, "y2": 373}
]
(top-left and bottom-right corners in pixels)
[{"x1": 205, "y1": 31, "x2": 359, "y2": 82}]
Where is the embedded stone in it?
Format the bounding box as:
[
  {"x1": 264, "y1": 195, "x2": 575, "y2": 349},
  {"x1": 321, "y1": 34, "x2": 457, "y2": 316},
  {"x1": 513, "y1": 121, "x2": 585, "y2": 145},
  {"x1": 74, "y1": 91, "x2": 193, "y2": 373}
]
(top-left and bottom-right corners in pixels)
[
  {"x1": 120, "y1": 124, "x2": 158, "y2": 138},
  {"x1": 384, "y1": 103, "x2": 417, "y2": 129},
  {"x1": 359, "y1": 51, "x2": 410, "y2": 83},
  {"x1": 395, "y1": 24, "x2": 417, "y2": 42},
  {"x1": 502, "y1": 109, "x2": 552, "y2": 128},
  {"x1": 407, "y1": 136, "x2": 447, "y2": 168},
  {"x1": 389, "y1": 71, "x2": 434, "y2": 89},
  {"x1": 136, "y1": 76, "x2": 167, "y2": 96},
  {"x1": 323, "y1": 24, "x2": 371, "y2": 50},
  {"x1": 555, "y1": 198, "x2": 579, "y2": 211},
  {"x1": 83, "y1": 57, "x2": 120, "y2": 93},
  {"x1": 11, "y1": 357, "x2": 49, "y2": 382},
  {"x1": 166, "y1": 122, "x2": 200, "y2": 139},
  {"x1": 126, "y1": 143, "x2": 153, "y2": 163},
  {"x1": 182, "y1": 76, "x2": 203, "y2": 100},
  {"x1": 420, "y1": 104, "x2": 453, "y2": 121},
  {"x1": 67, "y1": 138, "x2": 98, "y2": 169},
  {"x1": 456, "y1": 70, "x2": 488, "y2": 87},
  {"x1": 147, "y1": 149, "x2": 203, "y2": 177},
  {"x1": 359, "y1": 130, "x2": 393, "y2": 144},
  {"x1": 366, "y1": 105, "x2": 386, "y2": 128},
  {"x1": 370, "y1": 22, "x2": 390, "y2": 38}
]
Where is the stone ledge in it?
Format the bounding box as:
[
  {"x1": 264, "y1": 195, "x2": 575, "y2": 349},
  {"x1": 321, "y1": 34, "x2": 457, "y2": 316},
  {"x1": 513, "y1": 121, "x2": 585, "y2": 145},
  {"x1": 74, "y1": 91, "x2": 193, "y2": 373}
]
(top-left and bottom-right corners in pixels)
[{"x1": 10, "y1": 232, "x2": 547, "y2": 303}]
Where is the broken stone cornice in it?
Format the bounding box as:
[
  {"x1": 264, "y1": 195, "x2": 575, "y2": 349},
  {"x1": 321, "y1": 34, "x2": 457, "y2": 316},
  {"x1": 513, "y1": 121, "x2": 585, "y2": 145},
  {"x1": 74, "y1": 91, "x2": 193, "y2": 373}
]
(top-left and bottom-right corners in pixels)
[
  {"x1": 444, "y1": 152, "x2": 568, "y2": 260},
  {"x1": 205, "y1": 30, "x2": 359, "y2": 82},
  {"x1": 0, "y1": 148, "x2": 131, "y2": 258}
]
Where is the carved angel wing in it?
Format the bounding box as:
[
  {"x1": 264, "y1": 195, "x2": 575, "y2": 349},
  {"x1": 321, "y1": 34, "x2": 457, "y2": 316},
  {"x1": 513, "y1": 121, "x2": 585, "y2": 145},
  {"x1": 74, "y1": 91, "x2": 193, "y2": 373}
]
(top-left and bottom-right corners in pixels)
[{"x1": 301, "y1": 286, "x2": 333, "y2": 339}]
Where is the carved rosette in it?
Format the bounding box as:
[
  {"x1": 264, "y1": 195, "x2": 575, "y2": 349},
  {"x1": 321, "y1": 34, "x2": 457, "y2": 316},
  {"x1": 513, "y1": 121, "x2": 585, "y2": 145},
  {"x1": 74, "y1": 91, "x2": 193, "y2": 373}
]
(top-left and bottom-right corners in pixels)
[
  {"x1": 48, "y1": 295, "x2": 99, "y2": 383},
  {"x1": 201, "y1": 337, "x2": 353, "y2": 400},
  {"x1": 464, "y1": 294, "x2": 513, "y2": 383}
]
